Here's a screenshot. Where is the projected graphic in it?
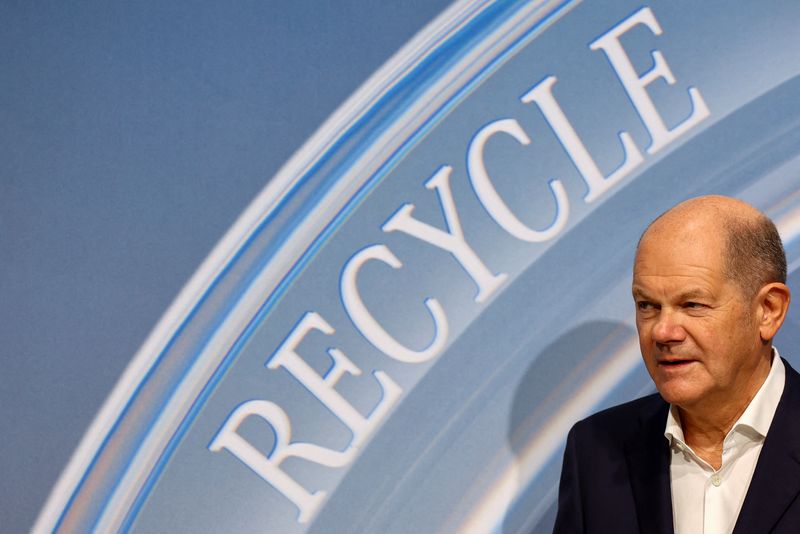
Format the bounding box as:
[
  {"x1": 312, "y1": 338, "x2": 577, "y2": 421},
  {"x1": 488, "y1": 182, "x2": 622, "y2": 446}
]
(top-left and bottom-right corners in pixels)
[{"x1": 36, "y1": 1, "x2": 800, "y2": 532}]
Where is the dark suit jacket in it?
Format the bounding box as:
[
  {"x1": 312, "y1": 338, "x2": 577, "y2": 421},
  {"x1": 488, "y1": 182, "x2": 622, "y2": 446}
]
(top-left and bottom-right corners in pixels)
[{"x1": 553, "y1": 358, "x2": 800, "y2": 533}]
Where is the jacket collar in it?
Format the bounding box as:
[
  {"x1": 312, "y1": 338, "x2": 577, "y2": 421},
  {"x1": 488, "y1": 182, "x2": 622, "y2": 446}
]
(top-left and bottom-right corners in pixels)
[
  {"x1": 733, "y1": 358, "x2": 800, "y2": 533},
  {"x1": 625, "y1": 397, "x2": 674, "y2": 534}
]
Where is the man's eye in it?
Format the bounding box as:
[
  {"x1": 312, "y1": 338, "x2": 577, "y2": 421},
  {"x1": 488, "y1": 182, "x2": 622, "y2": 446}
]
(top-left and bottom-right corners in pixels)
[
  {"x1": 684, "y1": 302, "x2": 704, "y2": 309},
  {"x1": 637, "y1": 301, "x2": 653, "y2": 310}
]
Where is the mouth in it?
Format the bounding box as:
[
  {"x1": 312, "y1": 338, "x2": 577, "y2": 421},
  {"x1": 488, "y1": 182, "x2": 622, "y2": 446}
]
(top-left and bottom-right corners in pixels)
[{"x1": 657, "y1": 359, "x2": 696, "y2": 368}]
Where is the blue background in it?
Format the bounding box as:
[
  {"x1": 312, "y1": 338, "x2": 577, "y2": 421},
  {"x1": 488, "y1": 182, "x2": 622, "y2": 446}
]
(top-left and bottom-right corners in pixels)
[{"x1": 0, "y1": 2, "x2": 453, "y2": 530}]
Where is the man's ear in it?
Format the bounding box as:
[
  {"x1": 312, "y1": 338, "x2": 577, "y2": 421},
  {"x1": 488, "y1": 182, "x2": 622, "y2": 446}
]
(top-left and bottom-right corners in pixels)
[{"x1": 757, "y1": 282, "x2": 791, "y2": 343}]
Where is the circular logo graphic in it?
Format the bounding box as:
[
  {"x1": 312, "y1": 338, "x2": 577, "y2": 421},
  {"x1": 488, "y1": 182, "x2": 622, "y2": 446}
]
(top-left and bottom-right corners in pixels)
[{"x1": 36, "y1": 1, "x2": 800, "y2": 532}]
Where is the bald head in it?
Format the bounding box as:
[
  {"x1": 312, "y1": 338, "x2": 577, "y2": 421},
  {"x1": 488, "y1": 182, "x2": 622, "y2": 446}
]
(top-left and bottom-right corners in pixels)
[{"x1": 638, "y1": 195, "x2": 786, "y2": 297}]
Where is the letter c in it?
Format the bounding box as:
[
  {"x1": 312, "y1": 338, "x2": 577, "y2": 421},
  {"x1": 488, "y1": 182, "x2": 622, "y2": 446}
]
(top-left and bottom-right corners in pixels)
[
  {"x1": 341, "y1": 244, "x2": 448, "y2": 363},
  {"x1": 468, "y1": 118, "x2": 569, "y2": 242}
]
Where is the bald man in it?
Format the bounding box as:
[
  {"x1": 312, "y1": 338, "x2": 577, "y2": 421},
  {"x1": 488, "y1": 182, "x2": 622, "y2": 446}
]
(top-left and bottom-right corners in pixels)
[{"x1": 553, "y1": 196, "x2": 800, "y2": 534}]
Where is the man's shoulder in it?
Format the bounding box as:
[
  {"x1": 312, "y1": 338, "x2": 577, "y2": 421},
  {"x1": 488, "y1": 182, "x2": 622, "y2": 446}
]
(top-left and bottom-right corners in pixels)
[
  {"x1": 579, "y1": 392, "x2": 665, "y2": 424},
  {"x1": 783, "y1": 356, "x2": 800, "y2": 385},
  {"x1": 570, "y1": 393, "x2": 667, "y2": 443}
]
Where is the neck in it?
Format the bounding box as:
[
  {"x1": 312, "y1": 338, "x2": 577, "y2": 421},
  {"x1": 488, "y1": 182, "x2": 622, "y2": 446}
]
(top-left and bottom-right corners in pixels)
[{"x1": 678, "y1": 407, "x2": 743, "y2": 469}]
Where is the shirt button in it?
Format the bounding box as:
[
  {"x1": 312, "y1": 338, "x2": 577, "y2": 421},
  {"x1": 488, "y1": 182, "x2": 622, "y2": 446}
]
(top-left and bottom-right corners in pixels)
[{"x1": 711, "y1": 474, "x2": 721, "y2": 487}]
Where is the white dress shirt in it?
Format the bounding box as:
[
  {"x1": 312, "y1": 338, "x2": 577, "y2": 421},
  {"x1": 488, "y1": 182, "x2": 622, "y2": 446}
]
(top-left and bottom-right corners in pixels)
[{"x1": 664, "y1": 351, "x2": 785, "y2": 534}]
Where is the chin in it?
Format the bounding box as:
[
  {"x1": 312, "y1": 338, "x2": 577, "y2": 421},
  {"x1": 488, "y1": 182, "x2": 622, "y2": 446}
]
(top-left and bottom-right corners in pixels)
[{"x1": 655, "y1": 384, "x2": 703, "y2": 408}]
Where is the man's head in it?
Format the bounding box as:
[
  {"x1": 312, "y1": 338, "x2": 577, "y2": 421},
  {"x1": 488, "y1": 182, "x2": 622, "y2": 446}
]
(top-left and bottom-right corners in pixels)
[{"x1": 632, "y1": 195, "x2": 790, "y2": 412}]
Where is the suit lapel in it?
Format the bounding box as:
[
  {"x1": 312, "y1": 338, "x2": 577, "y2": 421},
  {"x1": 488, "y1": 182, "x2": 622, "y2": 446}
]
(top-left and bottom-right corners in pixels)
[
  {"x1": 625, "y1": 399, "x2": 674, "y2": 534},
  {"x1": 734, "y1": 359, "x2": 800, "y2": 533}
]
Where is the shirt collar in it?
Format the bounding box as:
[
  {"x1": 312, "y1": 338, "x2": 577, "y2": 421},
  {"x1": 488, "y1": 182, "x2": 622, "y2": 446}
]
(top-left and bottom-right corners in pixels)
[
  {"x1": 664, "y1": 348, "x2": 785, "y2": 445},
  {"x1": 664, "y1": 404, "x2": 685, "y2": 447},
  {"x1": 736, "y1": 348, "x2": 784, "y2": 437}
]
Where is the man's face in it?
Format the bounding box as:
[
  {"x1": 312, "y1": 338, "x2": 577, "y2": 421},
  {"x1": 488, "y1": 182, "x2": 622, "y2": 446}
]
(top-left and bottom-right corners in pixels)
[{"x1": 632, "y1": 226, "x2": 763, "y2": 409}]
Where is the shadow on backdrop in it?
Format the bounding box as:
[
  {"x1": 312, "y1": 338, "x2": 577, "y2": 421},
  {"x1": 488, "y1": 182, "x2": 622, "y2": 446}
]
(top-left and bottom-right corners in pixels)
[{"x1": 503, "y1": 320, "x2": 653, "y2": 534}]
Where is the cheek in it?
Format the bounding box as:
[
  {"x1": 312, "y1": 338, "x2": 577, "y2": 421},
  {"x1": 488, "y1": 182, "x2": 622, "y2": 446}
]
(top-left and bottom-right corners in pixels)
[
  {"x1": 685, "y1": 321, "x2": 717, "y2": 346},
  {"x1": 635, "y1": 319, "x2": 652, "y2": 342},
  {"x1": 638, "y1": 340, "x2": 658, "y2": 371}
]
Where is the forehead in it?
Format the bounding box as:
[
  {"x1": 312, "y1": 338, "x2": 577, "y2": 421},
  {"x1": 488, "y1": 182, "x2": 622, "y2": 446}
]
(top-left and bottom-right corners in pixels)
[{"x1": 632, "y1": 224, "x2": 727, "y2": 291}]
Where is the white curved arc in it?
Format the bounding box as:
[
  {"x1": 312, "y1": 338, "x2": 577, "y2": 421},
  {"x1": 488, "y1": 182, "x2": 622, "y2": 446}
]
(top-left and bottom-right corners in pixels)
[
  {"x1": 31, "y1": 2, "x2": 494, "y2": 532},
  {"x1": 88, "y1": 1, "x2": 587, "y2": 530},
  {"x1": 34, "y1": 0, "x2": 598, "y2": 529}
]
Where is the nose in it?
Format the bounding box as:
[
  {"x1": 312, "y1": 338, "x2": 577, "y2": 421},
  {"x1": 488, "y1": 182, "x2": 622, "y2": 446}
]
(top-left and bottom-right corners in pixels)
[{"x1": 651, "y1": 310, "x2": 686, "y2": 345}]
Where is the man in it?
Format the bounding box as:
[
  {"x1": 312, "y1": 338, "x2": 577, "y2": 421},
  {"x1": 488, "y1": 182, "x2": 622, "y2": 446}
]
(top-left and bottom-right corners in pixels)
[{"x1": 553, "y1": 196, "x2": 798, "y2": 533}]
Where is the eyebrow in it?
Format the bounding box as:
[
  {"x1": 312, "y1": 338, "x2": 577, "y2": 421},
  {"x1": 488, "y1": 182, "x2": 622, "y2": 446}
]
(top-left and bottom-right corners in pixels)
[
  {"x1": 676, "y1": 289, "x2": 712, "y2": 300},
  {"x1": 631, "y1": 287, "x2": 711, "y2": 301}
]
